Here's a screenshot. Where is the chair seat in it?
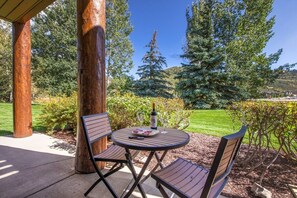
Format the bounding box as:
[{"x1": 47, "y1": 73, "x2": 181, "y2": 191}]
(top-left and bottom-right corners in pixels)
[
  {"x1": 94, "y1": 145, "x2": 137, "y2": 162},
  {"x1": 152, "y1": 158, "x2": 209, "y2": 198}
]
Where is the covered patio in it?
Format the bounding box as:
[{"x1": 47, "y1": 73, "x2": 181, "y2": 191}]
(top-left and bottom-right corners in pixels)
[
  {"x1": 0, "y1": 133, "x2": 164, "y2": 198},
  {"x1": 0, "y1": 1, "x2": 199, "y2": 197},
  {"x1": 0, "y1": 0, "x2": 160, "y2": 197},
  {"x1": 0, "y1": 0, "x2": 108, "y2": 173}
]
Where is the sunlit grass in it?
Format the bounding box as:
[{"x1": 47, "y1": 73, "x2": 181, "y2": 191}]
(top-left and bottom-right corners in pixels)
[
  {"x1": 185, "y1": 109, "x2": 282, "y2": 147},
  {"x1": 0, "y1": 103, "x2": 44, "y2": 136},
  {"x1": 186, "y1": 109, "x2": 241, "y2": 136}
]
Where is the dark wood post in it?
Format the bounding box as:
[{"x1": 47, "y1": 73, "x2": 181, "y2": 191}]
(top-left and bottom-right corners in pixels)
[
  {"x1": 12, "y1": 21, "x2": 32, "y2": 138},
  {"x1": 75, "y1": 0, "x2": 107, "y2": 173}
]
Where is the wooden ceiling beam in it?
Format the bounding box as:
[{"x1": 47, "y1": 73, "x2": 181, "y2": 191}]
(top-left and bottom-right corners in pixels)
[
  {"x1": 7, "y1": 0, "x2": 40, "y2": 22},
  {"x1": 0, "y1": 0, "x2": 23, "y2": 17},
  {"x1": 0, "y1": 0, "x2": 8, "y2": 9},
  {"x1": 0, "y1": 0, "x2": 55, "y2": 23},
  {"x1": 17, "y1": 0, "x2": 56, "y2": 23}
]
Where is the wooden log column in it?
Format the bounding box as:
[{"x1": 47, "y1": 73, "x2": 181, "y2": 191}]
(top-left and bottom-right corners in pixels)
[
  {"x1": 75, "y1": 0, "x2": 107, "y2": 173},
  {"x1": 12, "y1": 21, "x2": 32, "y2": 138}
]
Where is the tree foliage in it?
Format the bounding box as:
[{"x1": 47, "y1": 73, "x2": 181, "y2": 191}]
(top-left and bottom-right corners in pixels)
[
  {"x1": 177, "y1": 0, "x2": 293, "y2": 108},
  {"x1": 106, "y1": 0, "x2": 134, "y2": 95},
  {"x1": 106, "y1": 0, "x2": 134, "y2": 79},
  {"x1": 32, "y1": 0, "x2": 134, "y2": 96},
  {"x1": 177, "y1": 0, "x2": 237, "y2": 109},
  {"x1": 0, "y1": 21, "x2": 12, "y2": 102},
  {"x1": 214, "y1": 0, "x2": 293, "y2": 98},
  {"x1": 134, "y1": 31, "x2": 173, "y2": 98},
  {"x1": 32, "y1": 0, "x2": 77, "y2": 96}
]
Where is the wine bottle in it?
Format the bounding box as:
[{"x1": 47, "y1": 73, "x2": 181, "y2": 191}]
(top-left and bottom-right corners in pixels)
[{"x1": 150, "y1": 103, "x2": 157, "y2": 129}]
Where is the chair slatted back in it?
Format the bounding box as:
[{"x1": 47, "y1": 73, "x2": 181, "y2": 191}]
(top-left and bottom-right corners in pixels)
[
  {"x1": 81, "y1": 113, "x2": 112, "y2": 157},
  {"x1": 201, "y1": 126, "x2": 247, "y2": 198}
]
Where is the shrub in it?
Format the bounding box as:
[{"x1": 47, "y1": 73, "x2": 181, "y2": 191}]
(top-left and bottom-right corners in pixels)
[
  {"x1": 39, "y1": 93, "x2": 191, "y2": 134},
  {"x1": 38, "y1": 93, "x2": 77, "y2": 134},
  {"x1": 108, "y1": 94, "x2": 191, "y2": 131},
  {"x1": 228, "y1": 101, "x2": 297, "y2": 184}
]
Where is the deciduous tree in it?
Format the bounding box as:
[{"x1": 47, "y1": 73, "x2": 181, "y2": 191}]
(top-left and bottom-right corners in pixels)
[
  {"x1": 214, "y1": 0, "x2": 293, "y2": 98},
  {"x1": 32, "y1": 0, "x2": 77, "y2": 96},
  {"x1": 106, "y1": 0, "x2": 134, "y2": 79},
  {"x1": 0, "y1": 21, "x2": 12, "y2": 102}
]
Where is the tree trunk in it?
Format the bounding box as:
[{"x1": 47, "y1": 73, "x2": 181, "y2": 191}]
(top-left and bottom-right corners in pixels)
[
  {"x1": 12, "y1": 21, "x2": 32, "y2": 138},
  {"x1": 75, "y1": 0, "x2": 107, "y2": 173}
]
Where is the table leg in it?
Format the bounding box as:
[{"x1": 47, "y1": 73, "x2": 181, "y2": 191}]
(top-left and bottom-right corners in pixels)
[
  {"x1": 140, "y1": 150, "x2": 168, "y2": 184},
  {"x1": 122, "y1": 150, "x2": 155, "y2": 198}
]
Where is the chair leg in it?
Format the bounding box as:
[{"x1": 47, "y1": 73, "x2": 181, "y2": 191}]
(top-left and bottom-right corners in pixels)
[
  {"x1": 84, "y1": 163, "x2": 124, "y2": 197},
  {"x1": 95, "y1": 167, "x2": 118, "y2": 198},
  {"x1": 156, "y1": 183, "x2": 170, "y2": 198},
  {"x1": 84, "y1": 163, "x2": 123, "y2": 197},
  {"x1": 85, "y1": 178, "x2": 102, "y2": 196},
  {"x1": 109, "y1": 162, "x2": 123, "y2": 172}
]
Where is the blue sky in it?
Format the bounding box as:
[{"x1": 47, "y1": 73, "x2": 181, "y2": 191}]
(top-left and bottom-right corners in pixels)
[{"x1": 128, "y1": 0, "x2": 297, "y2": 77}]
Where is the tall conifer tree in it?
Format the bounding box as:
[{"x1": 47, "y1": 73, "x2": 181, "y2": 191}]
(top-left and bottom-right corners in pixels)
[
  {"x1": 177, "y1": 0, "x2": 233, "y2": 109},
  {"x1": 135, "y1": 31, "x2": 172, "y2": 98}
]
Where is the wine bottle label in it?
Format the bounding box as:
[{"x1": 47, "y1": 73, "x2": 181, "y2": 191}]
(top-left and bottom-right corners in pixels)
[{"x1": 150, "y1": 115, "x2": 157, "y2": 128}]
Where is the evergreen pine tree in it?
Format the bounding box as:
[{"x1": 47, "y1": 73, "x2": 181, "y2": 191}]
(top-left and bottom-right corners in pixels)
[
  {"x1": 135, "y1": 31, "x2": 172, "y2": 98},
  {"x1": 177, "y1": 0, "x2": 233, "y2": 109}
]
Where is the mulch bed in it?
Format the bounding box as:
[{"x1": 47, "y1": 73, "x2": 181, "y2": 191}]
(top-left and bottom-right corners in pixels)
[
  {"x1": 134, "y1": 133, "x2": 297, "y2": 198},
  {"x1": 53, "y1": 131, "x2": 297, "y2": 198}
]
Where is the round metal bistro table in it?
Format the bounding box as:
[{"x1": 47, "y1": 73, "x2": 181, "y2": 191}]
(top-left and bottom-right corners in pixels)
[{"x1": 111, "y1": 127, "x2": 190, "y2": 198}]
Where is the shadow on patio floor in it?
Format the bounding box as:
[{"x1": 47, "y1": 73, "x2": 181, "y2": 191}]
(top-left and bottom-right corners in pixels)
[{"x1": 0, "y1": 133, "x2": 163, "y2": 198}]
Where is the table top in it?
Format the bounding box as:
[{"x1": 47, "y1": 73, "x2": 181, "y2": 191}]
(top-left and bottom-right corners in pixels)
[{"x1": 111, "y1": 127, "x2": 190, "y2": 151}]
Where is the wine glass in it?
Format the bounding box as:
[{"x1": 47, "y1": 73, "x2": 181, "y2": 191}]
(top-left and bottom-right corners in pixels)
[
  {"x1": 160, "y1": 113, "x2": 169, "y2": 134},
  {"x1": 137, "y1": 111, "x2": 144, "y2": 127},
  {"x1": 175, "y1": 111, "x2": 181, "y2": 129}
]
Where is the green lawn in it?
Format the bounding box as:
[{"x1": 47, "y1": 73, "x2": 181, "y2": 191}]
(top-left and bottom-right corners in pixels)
[
  {"x1": 185, "y1": 110, "x2": 281, "y2": 147},
  {"x1": 0, "y1": 103, "x2": 44, "y2": 136},
  {"x1": 185, "y1": 110, "x2": 241, "y2": 137},
  {"x1": 1, "y1": 103, "x2": 240, "y2": 137}
]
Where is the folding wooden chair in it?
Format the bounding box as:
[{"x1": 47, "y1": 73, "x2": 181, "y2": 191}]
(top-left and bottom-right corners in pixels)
[
  {"x1": 151, "y1": 126, "x2": 247, "y2": 198},
  {"x1": 81, "y1": 113, "x2": 143, "y2": 198}
]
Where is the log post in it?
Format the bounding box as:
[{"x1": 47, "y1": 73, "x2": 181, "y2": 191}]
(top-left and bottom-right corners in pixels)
[
  {"x1": 12, "y1": 21, "x2": 32, "y2": 138},
  {"x1": 75, "y1": 0, "x2": 107, "y2": 173}
]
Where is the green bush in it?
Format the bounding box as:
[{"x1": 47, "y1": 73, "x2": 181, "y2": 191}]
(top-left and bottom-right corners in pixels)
[
  {"x1": 108, "y1": 94, "x2": 191, "y2": 131},
  {"x1": 228, "y1": 101, "x2": 297, "y2": 183},
  {"x1": 39, "y1": 93, "x2": 191, "y2": 134},
  {"x1": 38, "y1": 93, "x2": 77, "y2": 134}
]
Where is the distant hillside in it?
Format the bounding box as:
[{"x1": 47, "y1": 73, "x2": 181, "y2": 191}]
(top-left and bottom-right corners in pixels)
[
  {"x1": 270, "y1": 70, "x2": 297, "y2": 95},
  {"x1": 163, "y1": 66, "x2": 182, "y2": 97},
  {"x1": 164, "y1": 66, "x2": 182, "y2": 85}
]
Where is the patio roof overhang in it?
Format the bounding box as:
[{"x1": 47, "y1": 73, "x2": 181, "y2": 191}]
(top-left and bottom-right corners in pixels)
[{"x1": 0, "y1": 0, "x2": 55, "y2": 23}]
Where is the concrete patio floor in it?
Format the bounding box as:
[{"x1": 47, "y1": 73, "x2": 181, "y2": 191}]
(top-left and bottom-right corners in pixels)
[{"x1": 0, "y1": 133, "x2": 163, "y2": 198}]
